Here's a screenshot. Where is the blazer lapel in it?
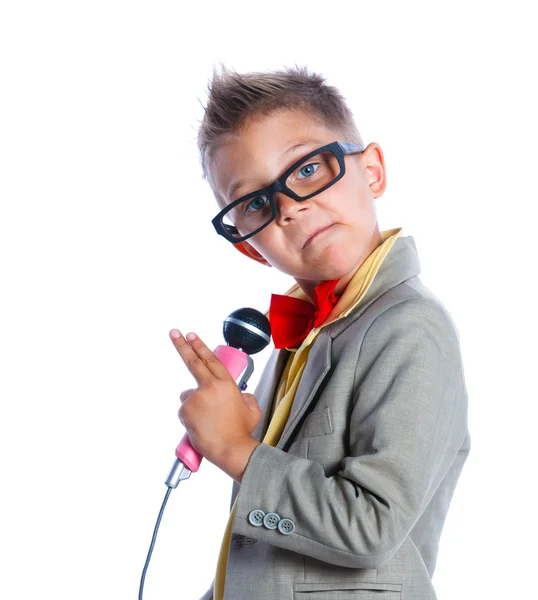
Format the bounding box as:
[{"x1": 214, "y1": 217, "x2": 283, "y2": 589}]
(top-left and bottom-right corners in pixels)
[
  {"x1": 276, "y1": 331, "x2": 333, "y2": 449},
  {"x1": 251, "y1": 348, "x2": 290, "y2": 442}
]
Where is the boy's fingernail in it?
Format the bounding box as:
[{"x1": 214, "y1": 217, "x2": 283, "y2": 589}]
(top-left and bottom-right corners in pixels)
[
  {"x1": 170, "y1": 329, "x2": 182, "y2": 339},
  {"x1": 186, "y1": 332, "x2": 197, "y2": 341}
]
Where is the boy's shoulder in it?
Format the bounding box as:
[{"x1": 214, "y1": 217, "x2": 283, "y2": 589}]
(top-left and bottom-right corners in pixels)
[
  {"x1": 330, "y1": 234, "x2": 461, "y2": 356},
  {"x1": 332, "y1": 276, "x2": 462, "y2": 363}
]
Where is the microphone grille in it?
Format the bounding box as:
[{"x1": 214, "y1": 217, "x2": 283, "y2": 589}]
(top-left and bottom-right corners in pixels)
[{"x1": 223, "y1": 307, "x2": 271, "y2": 355}]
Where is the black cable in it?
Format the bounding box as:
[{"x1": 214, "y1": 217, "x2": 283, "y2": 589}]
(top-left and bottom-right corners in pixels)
[{"x1": 139, "y1": 486, "x2": 173, "y2": 600}]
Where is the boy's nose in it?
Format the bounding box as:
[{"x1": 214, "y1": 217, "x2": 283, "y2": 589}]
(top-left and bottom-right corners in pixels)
[{"x1": 275, "y1": 192, "x2": 311, "y2": 224}]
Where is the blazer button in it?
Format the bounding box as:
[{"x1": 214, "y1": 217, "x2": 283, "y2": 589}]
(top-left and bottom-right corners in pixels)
[
  {"x1": 262, "y1": 512, "x2": 280, "y2": 530},
  {"x1": 248, "y1": 509, "x2": 265, "y2": 527},
  {"x1": 278, "y1": 518, "x2": 296, "y2": 535}
]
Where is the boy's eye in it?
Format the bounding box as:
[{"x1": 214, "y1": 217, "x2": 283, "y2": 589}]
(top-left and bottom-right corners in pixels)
[
  {"x1": 297, "y1": 162, "x2": 319, "y2": 179},
  {"x1": 244, "y1": 195, "x2": 269, "y2": 213}
]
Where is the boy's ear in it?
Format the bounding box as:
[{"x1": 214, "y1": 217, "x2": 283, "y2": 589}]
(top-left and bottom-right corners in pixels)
[
  {"x1": 360, "y1": 142, "x2": 387, "y2": 198},
  {"x1": 233, "y1": 240, "x2": 272, "y2": 266}
]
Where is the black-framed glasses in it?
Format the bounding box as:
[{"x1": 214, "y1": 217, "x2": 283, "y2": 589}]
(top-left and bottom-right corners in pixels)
[{"x1": 212, "y1": 141, "x2": 364, "y2": 243}]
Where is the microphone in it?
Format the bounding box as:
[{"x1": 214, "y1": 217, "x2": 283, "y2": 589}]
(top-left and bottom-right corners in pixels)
[{"x1": 165, "y1": 307, "x2": 271, "y2": 488}]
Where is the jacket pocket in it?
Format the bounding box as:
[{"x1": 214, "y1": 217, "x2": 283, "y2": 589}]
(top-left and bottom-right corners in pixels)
[
  {"x1": 288, "y1": 407, "x2": 334, "y2": 460},
  {"x1": 294, "y1": 581, "x2": 402, "y2": 599},
  {"x1": 299, "y1": 406, "x2": 333, "y2": 438}
]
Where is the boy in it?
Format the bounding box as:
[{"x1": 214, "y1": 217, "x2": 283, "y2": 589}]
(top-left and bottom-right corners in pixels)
[{"x1": 169, "y1": 67, "x2": 470, "y2": 600}]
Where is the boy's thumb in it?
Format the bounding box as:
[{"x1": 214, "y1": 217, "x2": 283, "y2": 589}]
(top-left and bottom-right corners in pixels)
[{"x1": 241, "y1": 393, "x2": 260, "y2": 414}]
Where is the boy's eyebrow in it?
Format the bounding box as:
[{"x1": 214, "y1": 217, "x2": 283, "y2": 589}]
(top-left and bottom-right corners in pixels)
[
  {"x1": 228, "y1": 178, "x2": 256, "y2": 199},
  {"x1": 279, "y1": 140, "x2": 320, "y2": 162},
  {"x1": 228, "y1": 139, "x2": 323, "y2": 199}
]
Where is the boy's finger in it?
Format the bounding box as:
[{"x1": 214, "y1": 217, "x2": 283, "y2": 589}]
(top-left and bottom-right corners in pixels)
[
  {"x1": 179, "y1": 389, "x2": 195, "y2": 403},
  {"x1": 169, "y1": 329, "x2": 229, "y2": 383},
  {"x1": 169, "y1": 329, "x2": 213, "y2": 385},
  {"x1": 183, "y1": 332, "x2": 231, "y2": 380}
]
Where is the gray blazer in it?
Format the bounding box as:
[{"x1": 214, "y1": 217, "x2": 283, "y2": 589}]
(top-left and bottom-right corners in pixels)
[{"x1": 201, "y1": 235, "x2": 470, "y2": 600}]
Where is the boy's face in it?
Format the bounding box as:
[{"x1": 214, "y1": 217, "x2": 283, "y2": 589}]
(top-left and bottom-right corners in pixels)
[{"x1": 211, "y1": 110, "x2": 386, "y2": 297}]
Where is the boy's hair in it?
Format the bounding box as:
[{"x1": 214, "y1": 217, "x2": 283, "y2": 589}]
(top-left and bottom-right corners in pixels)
[{"x1": 197, "y1": 65, "x2": 364, "y2": 188}]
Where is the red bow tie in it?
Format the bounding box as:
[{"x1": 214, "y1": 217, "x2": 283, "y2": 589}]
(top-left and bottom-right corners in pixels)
[{"x1": 269, "y1": 279, "x2": 340, "y2": 349}]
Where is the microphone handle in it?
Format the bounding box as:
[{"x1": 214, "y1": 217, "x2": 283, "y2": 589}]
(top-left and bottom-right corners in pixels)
[{"x1": 173, "y1": 345, "x2": 249, "y2": 472}]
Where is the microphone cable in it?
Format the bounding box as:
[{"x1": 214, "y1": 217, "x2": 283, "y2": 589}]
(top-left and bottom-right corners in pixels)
[{"x1": 139, "y1": 486, "x2": 173, "y2": 600}]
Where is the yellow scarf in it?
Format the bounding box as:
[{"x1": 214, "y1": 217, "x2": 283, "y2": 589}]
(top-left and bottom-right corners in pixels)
[{"x1": 213, "y1": 227, "x2": 403, "y2": 599}]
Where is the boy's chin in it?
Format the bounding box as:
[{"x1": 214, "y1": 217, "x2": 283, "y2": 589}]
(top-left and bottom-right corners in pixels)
[{"x1": 294, "y1": 259, "x2": 364, "y2": 290}]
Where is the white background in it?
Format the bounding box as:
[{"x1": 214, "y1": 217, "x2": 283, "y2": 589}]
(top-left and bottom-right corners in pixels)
[{"x1": 1, "y1": 2, "x2": 536, "y2": 599}]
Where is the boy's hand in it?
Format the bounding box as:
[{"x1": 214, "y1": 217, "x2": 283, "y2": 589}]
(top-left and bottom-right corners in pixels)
[{"x1": 169, "y1": 329, "x2": 261, "y2": 483}]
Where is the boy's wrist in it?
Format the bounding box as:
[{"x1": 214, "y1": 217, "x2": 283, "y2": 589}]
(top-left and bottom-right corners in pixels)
[{"x1": 216, "y1": 436, "x2": 261, "y2": 483}]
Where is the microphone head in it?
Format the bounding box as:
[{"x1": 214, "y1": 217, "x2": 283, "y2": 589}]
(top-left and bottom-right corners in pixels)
[{"x1": 223, "y1": 308, "x2": 271, "y2": 355}]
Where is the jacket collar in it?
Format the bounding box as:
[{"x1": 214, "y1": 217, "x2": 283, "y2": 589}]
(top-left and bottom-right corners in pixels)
[{"x1": 328, "y1": 234, "x2": 421, "y2": 339}]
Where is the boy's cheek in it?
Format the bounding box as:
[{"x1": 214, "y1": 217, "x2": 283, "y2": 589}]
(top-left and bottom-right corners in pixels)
[{"x1": 233, "y1": 241, "x2": 272, "y2": 266}]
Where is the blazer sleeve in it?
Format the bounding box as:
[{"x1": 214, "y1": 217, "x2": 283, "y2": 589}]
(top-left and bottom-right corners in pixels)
[{"x1": 232, "y1": 297, "x2": 468, "y2": 569}]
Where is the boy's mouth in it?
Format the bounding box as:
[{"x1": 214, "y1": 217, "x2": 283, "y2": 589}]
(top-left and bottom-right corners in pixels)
[{"x1": 302, "y1": 225, "x2": 333, "y2": 249}]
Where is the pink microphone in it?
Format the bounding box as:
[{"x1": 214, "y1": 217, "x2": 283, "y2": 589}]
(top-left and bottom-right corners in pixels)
[{"x1": 165, "y1": 307, "x2": 271, "y2": 488}]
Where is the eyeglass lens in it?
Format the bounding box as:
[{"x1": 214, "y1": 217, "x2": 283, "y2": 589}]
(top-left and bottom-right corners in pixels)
[{"x1": 221, "y1": 150, "x2": 341, "y2": 240}]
